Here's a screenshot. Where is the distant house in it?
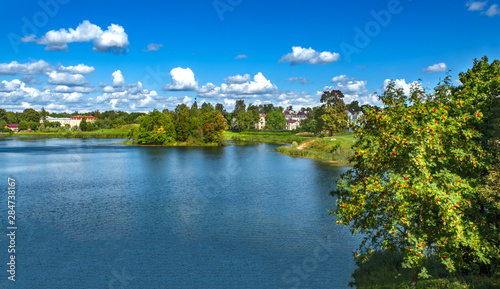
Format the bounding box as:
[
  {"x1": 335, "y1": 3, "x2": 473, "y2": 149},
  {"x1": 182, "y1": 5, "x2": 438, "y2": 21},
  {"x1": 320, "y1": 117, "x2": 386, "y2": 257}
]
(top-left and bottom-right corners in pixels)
[
  {"x1": 42, "y1": 115, "x2": 99, "y2": 128},
  {"x1": 5, "y1": 124, "x2": 18, "y2": 132},
  {"x1": 286, "y1": 119, "x2": 300, "y2": 130},
  {"x1": 346, "y1": 109, "x2": 363, "y2": 129},
  {"x1": 255, "y1": 114, "x2": 267, "y2": 130},
  {"x1": 283, "y1": 110, "x2": 311, "y2": 130}
]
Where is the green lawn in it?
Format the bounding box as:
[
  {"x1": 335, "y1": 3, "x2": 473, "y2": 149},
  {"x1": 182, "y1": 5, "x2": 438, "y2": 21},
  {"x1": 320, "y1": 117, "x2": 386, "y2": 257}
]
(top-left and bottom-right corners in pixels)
[
  {"x1": 1, "y1": 125, "x2": 137, "y2": 139},
  {"x1": 224, "y1": 130, "x2": 316, "y2": 144},
  {"x1": 225, "y1": 130, "x2": 356, "y2": 163}
]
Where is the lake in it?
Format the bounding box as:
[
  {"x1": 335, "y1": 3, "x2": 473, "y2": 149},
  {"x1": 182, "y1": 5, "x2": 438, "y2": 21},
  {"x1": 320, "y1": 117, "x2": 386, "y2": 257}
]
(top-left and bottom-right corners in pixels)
[{"x1": 0, "y1": 138, "x2": 360, "y2": 289}]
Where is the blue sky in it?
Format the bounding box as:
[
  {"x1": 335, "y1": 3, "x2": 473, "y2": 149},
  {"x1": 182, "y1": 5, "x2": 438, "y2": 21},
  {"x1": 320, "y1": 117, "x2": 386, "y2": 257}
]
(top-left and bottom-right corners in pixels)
[{"x1": 0, "y1": 0, "x2": 499, "y2": 113}]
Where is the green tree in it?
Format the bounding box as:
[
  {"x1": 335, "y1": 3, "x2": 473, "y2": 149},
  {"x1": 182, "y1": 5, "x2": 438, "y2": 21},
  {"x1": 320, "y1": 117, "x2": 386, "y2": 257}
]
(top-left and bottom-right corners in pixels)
[
  {"x1": 457, "y1": 57, "x2": 500, "y2": 274},
  {"x1": 40, "y1": 107, "x2": 48, "y2": 121},
  {"x1": 21, "y1": 108, "x2": 40, "y2": 123},
  {"x1": 331, "y1": 78, "x2": 497, "y2": 287},
  {"x1": 266, "y1": 111, "x2": 286, "y2": 130},
  {"x1": 190, "y1": 102, "x2": 199, "y2": 118},
  {"x1": 202, "y1": 111, "x2": 228, "y2": 143},
  {"x1": 346, "y1": 100, "x2": 361, "y2": 112},
  {"x1": 18, "y1": 121, "x2": 28, "y2": 131},
  {"x1": 320, "y1": 90, "x2": 348, "y2": 136},
  {"x1": 136, "y1": 110, "x2": 177, "y2": 145},
  {"x1": 174, "y1": 104, "x2": 191, "y2": 142},
  {"x1": 80, "y1": 116, "x2": 88, "y2": 131},
  {"x1": 313, "y1": 106, "x2": 326, "y2": 134},
  {"x1": 0, "y1": 108, "x2": 7, "y2": 122},
  {"x1": 233, "y1": 99, "x2": 246, "y2": 115},
  {"x1": 215, "y1": 103, "x2": 225, "y2": 114}
]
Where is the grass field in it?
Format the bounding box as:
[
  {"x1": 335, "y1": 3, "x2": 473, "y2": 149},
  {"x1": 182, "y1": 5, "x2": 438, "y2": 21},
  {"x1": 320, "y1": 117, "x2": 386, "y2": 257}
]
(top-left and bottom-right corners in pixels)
[
  {"x1": 224, "y1": 130, "x2": 316, "y2": 144},
  {"x1": 226, "y1": 130, "x2": 356, "y2": 164},
  {"x1": 0, "y1": 125, "x2": 136, "y2": 139}
]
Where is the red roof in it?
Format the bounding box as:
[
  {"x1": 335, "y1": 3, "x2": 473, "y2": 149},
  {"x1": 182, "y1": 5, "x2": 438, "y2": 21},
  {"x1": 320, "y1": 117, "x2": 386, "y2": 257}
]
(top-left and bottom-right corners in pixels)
[
  {"x1": 6, "y1": 124, "x2": 18, "y2": 128},
  {"x1": 286, "y1": 119, "x2": 297, "y2": 123},
  {"x1": 71, "y1": 115, "x2": 99, "y2": 120}
]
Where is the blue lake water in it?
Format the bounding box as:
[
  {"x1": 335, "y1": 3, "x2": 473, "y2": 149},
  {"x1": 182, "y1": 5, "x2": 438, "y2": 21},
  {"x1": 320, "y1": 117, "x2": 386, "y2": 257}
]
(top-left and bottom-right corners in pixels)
[{"x1": 0, "y1": 138, "x2": 360, "y2": 289}]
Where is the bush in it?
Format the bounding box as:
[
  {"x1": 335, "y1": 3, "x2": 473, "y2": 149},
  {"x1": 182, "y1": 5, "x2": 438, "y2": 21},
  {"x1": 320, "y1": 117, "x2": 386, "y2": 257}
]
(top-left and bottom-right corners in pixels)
[
  {"x1": 291, "y1": 141, "x2": 299, "y2": 149},
  {"x1": 351, "y1": 250, "x2": 500, "y2": 289},
  {"x1": 218, "y1": 135, "x2": 228, "y2": 146}
]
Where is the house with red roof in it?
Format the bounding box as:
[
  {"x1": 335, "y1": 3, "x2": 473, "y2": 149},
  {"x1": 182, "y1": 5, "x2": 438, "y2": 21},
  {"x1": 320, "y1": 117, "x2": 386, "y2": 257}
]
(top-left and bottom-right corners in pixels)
[{"x1": 5, "y1": 124, "x2": 18, "y2": 132}]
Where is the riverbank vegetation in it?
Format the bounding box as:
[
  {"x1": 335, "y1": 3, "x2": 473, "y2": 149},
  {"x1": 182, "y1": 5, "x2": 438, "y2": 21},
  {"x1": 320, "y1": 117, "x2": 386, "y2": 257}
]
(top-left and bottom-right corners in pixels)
[
  {"x1": 276, "y1": 133, "x2": 355, "y2": 162},
  {"x1": 127, "y1": 103, "x2": 228, "y2": 146},
  {"x1": 332, "y1": 56, "x2": 500, "y2": 287}
]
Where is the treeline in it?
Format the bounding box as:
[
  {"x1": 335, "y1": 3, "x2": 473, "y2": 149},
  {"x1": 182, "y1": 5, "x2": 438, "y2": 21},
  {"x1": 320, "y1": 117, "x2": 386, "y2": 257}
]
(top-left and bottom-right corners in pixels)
[
  {"x1": 128, "y1": 102, "x2": 228, "y2": 145},
  {"x1": 0, "y1": 107, "x2": 147, "y2": 132},
  {"x1": 1, "y1": 91, "x2": 370, "y2": 135}
]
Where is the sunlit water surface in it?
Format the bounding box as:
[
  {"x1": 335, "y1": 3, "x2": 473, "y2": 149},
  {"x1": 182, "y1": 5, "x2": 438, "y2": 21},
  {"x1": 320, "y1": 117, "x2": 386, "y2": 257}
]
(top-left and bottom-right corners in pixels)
[{"x1": 0, "y1": 138, "x2": 361, "y2": 289}]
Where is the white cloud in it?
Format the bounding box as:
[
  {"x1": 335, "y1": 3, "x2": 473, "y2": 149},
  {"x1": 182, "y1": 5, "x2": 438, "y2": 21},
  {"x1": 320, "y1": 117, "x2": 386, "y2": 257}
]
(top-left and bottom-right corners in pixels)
[
  {"x1": 52, "y1": 85, "x2": 95, "y2": 94},
  {"x1": 467, "y1": 1, "x2": 489, "y2": 11},
  {"x1": 143, "y1": 43, "x2": 163, "y2": 52},
  {"x1": 383, "y1": 79, "x2": 422, "y2": 96},
  {"x1": 234, "y1": 55, "x2": 248, "y2": 59},
  {"x1": 0, "y1": 80, "x2": 22, "y2": 92},
  {"x1": 0, "y1": 60, "x2": 52, "y2": 75},
  {"x1": 285, "y1": 77, "x2": 308, "y2": 85},
  {"x1": 331, "y1": 75, "x2": 353, "y2": 83},
  {"x1": 22, "y1": 20, "x2": 129, "y2": 53},
  {"x1": 279, "y1": 46, "x2": 340, "y2": 65},
  {"x1": 47, "y1": 71, "x2": 89, "y2": 86},
  {"x1": 224, "y1": 74, "x2": 251, "y2": 84},
  {"x1": 422, "y1": 63, "x2": 447, "y2": 73},
  {"x1": 485, "y1": 4, "x2": 500, "y2": 16},
  {"x1": 199, "y1": 72, "x2": 277, "y2": 98},
  {"x1": 321, "y1": 76, "x2": 385, "y2": 106},
  {"x1": 56, "y1": 64, "x2": 95, "y2": 75},
  {"x1": 61, "y1": 92, "x2": 84, "y2": 102},
  {"x1": 112, "y1": 70, "x2": 126, "y2": 87},
  {"x1": 163, "y1": 67, "x2": 198, "y2": 91}
]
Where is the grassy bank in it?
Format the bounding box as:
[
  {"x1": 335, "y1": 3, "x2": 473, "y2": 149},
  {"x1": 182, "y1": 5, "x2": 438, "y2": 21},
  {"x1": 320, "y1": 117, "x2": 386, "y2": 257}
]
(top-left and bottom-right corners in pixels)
[
  {"x1": 0, "y1": 126, "x2": 134, "y2": 139},
  {"x1": 352, "y1": 250, "x2": 500, "y2": 289},
  {"x1": 276, "y1": 132, "x2": 355, "y2": 163},
  {"x1": 224, "y1": 130, "x2": 315, "y2": 144}
]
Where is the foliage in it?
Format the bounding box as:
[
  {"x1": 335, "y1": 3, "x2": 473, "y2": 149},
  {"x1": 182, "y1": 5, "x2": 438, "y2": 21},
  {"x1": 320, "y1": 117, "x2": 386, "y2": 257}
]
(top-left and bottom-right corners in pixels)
[
  {"x1": 136, "y1": 110, "x2": 176, "y2": 145},
  {"x1": 347, "y1": 100, "x2": 362, "y2": 112},
  {"x1": 128, "y1": 105, "x2": 227, "y2": 145},
  {"x1": 202, "y1": 111, "x2": 228, "y2": 143},
  {"x1": 80, "y1": 116, "x2": 88, "y2": 131},
  {"x1": 0, "y1": 108, "x2": 7, "y2": 122},
  {"x1": 18, "y1": 121, "x2": 28, "y2": 131},
  {"x1": 21, "y1": 108, "x2": 40, "y2": 123},
  {"x1": 174, "y1": 103, "x2": 191, "y2": 142},
  {"x1": 266, "y1": 110, "x2": 286, "y2": 130},
  {"x1": 351, "y1": 250, "x2": 500, "y2": 289},
  {"x1": 456, "y1": 57, "x2": 500, "y2": 276},
  {"x1": 331, "y1": 76, "x2": 498, "y2": 286},
  {"x1": 320, "y1": 90, "x2": 348, "y2": 135}
]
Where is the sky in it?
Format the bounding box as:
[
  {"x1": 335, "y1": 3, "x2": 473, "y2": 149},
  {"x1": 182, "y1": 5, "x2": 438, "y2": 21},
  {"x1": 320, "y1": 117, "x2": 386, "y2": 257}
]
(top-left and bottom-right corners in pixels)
[{"x1": 0, "y1": 0, "x2": 499, "y2": 113}]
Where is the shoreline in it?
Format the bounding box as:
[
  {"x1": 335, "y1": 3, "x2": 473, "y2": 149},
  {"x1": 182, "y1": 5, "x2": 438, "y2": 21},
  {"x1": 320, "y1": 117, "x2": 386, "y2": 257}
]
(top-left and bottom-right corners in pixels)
[{"x1": 2, "y1": 131, "x2": 355, "y2": 164}]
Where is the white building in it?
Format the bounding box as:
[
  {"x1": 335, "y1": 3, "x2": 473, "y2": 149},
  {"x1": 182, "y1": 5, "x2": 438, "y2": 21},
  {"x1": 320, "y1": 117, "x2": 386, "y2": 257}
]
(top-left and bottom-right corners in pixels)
[
  {"x1": 286, "y1": 119, "x2": 300, "y2": 130},
  {"x1": 255, "y1": 114, "x2": 267, "y2": 130},
  {"x1": 41, "y1": 115, "x2": 99, "y2": 128},
  {"x1": 346, "y1": 109, "x2": 363, "y2": 128},
  {"x1": 283, "y1": 110, "x2": 311, "y2": 130}
]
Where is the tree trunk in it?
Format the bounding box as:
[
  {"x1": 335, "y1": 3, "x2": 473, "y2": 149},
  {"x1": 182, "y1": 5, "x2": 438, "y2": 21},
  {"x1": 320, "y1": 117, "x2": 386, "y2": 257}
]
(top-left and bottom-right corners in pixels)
[{"x1": 410, "y1": 268, "x2": 420, "y2": 287}]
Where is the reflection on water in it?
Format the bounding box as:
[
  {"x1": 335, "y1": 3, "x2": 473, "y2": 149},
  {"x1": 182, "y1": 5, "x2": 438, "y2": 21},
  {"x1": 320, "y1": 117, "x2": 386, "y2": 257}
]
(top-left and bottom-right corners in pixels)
[{"x1": 0, "y1": 138, "x2": 360, "y2": 289}]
